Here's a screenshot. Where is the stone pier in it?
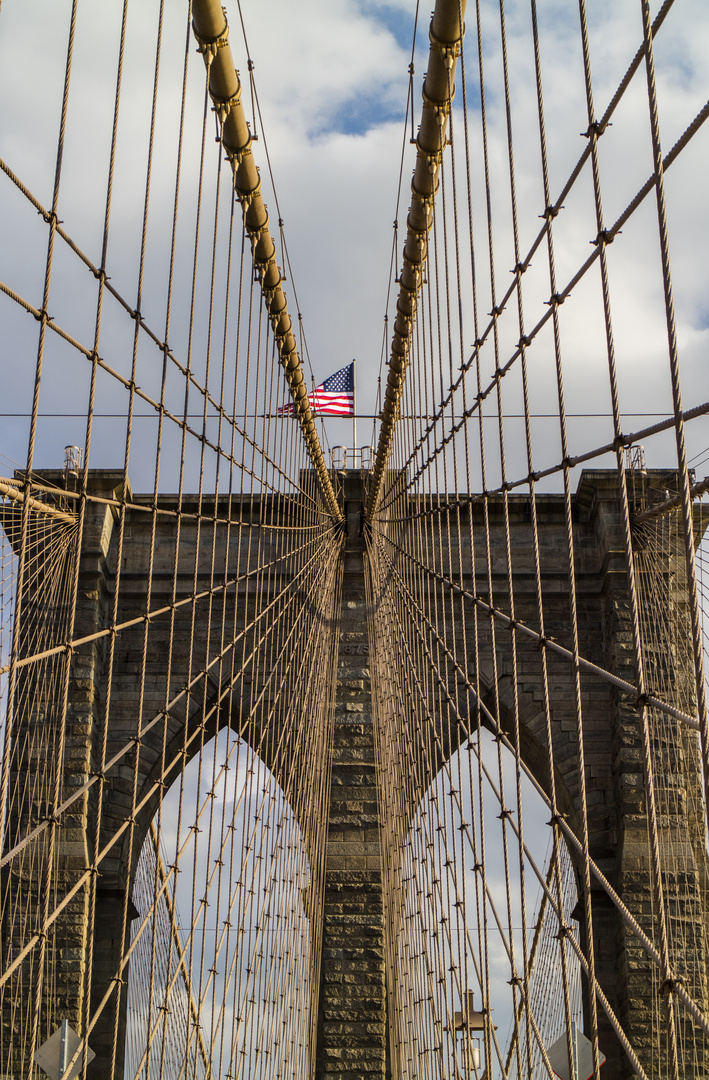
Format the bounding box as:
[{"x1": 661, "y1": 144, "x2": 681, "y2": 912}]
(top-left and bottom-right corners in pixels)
[
  {"x1": 2, "y1": 468, "x2": 708, "y2": 1079},
  {"x1": 315, "y1": 480, "x2": 388, "y2": 1079}
]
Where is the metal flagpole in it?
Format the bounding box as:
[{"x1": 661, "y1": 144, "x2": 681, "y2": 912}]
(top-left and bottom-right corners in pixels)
[{"x1": 352, "y1": 359, "x2": 357, "y2": 466}]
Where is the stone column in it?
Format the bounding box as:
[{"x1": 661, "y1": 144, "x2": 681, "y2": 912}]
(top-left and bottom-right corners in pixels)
[
  {"x1": 577, "y1": 471, "x2": 709, "y2": 1079},
  {"x1": 0, "y1": 471, "x2": 124, "y2": 1078},
  {"x1": 315, "y1": 482, "x2": 388, "y2": 1080}
]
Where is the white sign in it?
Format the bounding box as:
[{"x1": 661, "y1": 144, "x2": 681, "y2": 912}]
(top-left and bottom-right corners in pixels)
[
  {"x1": 34, "y1": 1021, "x2": 96, "y2": 1080},
  {"x1": 547, "y1": 1023, "x2": 605, "y2": 1080}
]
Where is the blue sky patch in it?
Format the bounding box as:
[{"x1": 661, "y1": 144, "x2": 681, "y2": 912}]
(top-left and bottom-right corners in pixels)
[
  {"x1": 314, "y1": 87, "x2": 405, "y2": 137},
  {"x1": 367, "y1": 2, "x2": 417, "y2": 54}
]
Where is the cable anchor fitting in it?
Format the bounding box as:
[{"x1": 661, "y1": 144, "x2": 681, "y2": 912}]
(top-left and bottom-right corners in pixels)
[
  {"x1": 422, "y1": 85, "x2": 453, "y2": 121},
  {"x1": 238, "y1": 174, "x2": 262, "y2": 211},
  {"x1": 661, "y1": 975, "x2": 686, "y2": 997},
  {"x1": 582, "y1": 119, "x2": 608, "y2": 139},
  {"x1": 224, "y1": 145, "x2": 247, "y2": 169}
]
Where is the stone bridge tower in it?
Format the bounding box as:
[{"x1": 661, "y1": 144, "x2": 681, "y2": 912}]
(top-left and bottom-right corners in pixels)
[{"x1": 1, "y1": 467, "x2": 707, "y2": 1080}]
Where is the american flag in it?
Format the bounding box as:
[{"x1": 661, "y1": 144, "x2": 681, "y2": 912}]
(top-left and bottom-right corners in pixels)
[{"x1": 278, "y1": 362, "x2": 355, "y2": 416}]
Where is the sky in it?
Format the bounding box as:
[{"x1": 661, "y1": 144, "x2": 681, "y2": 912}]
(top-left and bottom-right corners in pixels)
[
  {"x1": 231, "y1": 0, "x2": 709, "y2": 482},
  {"x1": 0, "y1": 0, "x2": 707, "y2": 490}
]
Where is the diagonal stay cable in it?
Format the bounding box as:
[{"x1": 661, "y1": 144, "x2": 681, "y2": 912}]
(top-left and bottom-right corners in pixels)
[
  {"x1": 0, "y1": 523, "x2": 336, "y2": 678},
  {"x1": 375, "y1": 400, "x2": 709, "y2": 524},
  {"x1": 0, "y1": 531, "x2": 336, "y2": 1009},
  {"x1": 0, "y1": 530, "x2": 336, "y2": 872},
  {"x1": 0, "y1": 153, "x2": 322, "y2": 504},
  {"x1": 0, "y1": 478, "x2": 324, "y2": 527},
  {"x1": 377, "y1": 94, "x2": 709, "y2": 514},
  {"x1": 0, "y1": 277, "x2": 321, "y2": 511},
  {"x1": 371, "y1": 525, "x2": 701, "y2": 729},
  {"x1": 369, "y1": 527, "x2": 709, "y2": 1058},
  {"x1": 373, "y1": 1, "x2": 698, "y2": 510}
]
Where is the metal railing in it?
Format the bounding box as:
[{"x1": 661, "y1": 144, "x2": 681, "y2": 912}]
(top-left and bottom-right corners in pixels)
[{"x1": 331, "y1": 446, "x2": 375, "y2": 472}]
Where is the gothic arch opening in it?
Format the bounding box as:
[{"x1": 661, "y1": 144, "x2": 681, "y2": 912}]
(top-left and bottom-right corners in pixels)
[
  {"x1": 124, "y1": 727, "x2": 316, "y2": 1080},
  {"x1": 385, "y1": 731, "x2": 583, "y2": 1080}
]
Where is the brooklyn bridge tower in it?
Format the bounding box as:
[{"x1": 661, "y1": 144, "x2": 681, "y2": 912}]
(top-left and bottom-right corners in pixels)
[{"x1": 1, "y1": 0, "x2": 708, "y2": 1078}]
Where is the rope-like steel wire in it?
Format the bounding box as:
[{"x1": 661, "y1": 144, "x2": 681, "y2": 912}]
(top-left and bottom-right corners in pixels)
[
  {"x1": 364, "y1": 0, "x2": 709, "y2": 1076},
  {"x1": 0, "y1": 2, "x2": 339, "y2": 1076},
  {"x1": 367, "y1": 0, "x2": 467, "y2": 520},
  {"x1": 0, "y1": 0, "x2": 708, "y2": 1079}
]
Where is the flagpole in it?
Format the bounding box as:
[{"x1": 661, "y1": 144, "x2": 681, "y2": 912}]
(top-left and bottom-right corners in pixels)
[{"x1": 352, "y1": 359, "x2": 357, "y2": 467}]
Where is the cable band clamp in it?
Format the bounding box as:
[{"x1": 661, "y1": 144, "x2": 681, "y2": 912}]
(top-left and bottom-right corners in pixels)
[
  {"x1": 428, "y1": 19, "x2": 464, "y2": 68},
  {"x1": 212, "y1": 89, "x2": 241, "y2": 127},
  {"x1": 193, "y1": 12, "x2": 229, "y2": 68}
]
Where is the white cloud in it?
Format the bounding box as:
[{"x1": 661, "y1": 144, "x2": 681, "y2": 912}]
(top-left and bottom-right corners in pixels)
[{"x1": 1, "y1": 0, "x2": 706, "y2": 479}]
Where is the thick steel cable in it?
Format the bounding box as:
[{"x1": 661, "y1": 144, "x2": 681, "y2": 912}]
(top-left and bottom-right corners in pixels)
[
  {"x1": 375, "y1": 95, "x2": 709, "y2": 514},
  {"x1": 189, "y1": 0, "x2": 342, "y2": 524},
  {"x1": 366, "y1": 0, "x2": 467, "y2": 519}
]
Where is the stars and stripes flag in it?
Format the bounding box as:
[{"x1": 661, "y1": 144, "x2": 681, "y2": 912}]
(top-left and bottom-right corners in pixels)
[{"x1": 278, "y1": 362, "x2": 355, "y2": 416}]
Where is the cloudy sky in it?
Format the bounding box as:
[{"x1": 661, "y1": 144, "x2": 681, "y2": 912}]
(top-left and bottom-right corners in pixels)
[
  {"x1": 222, "y1": 0, "x2": 709, "y2": 484},
  {"x1": 0, "y1": 0, "x2": 707, "y2": 489}
]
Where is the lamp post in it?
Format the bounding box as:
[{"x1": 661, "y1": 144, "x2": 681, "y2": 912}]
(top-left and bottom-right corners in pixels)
[{"x1": 447, "y1": 991, "x2": 493, "y2": 1078}]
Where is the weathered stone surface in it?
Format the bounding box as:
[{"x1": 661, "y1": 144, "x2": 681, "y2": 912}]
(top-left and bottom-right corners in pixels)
[
  {"x1": 5, "y1": 468, "x2": 707, "y2": 1080},
  {"x1": 315, "y1": 508, "x2": 388, "y2": 1080}
]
